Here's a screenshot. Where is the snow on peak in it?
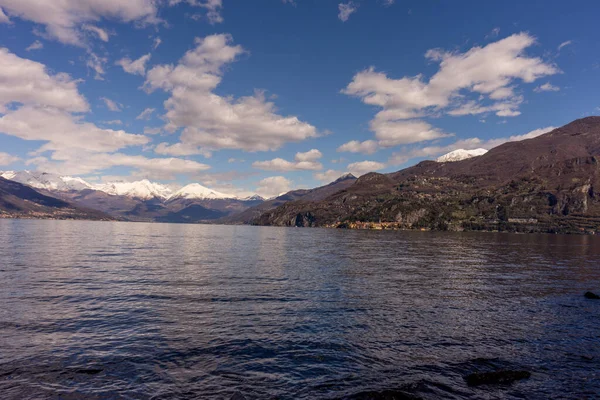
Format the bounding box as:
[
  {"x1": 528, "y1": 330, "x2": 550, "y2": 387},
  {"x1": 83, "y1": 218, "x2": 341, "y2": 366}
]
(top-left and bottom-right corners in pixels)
[
  {"x1": 169, "y1": 183, "x2": 236, "y2": 200},
  {"x1": 0, "y1": 170, "x2": 94, "y2": 191},
  {"x1": 94, "y1": 179, "x2": 173, "y2": 200},
  {"x1": 242, "y1": 194, "x2": 265, "y2": 201},
  {"x1": 436, "y1": 148, "x2": 488, "y2": 163}
]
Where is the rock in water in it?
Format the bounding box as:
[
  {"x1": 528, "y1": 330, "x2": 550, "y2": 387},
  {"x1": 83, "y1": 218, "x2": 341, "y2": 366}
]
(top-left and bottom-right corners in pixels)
[
  {"x1": 584, "y1": 291, "x2": 600, "y2": 299},
  {"x1": 465, "y1": 370, "x2": 531, "y2": 386}
]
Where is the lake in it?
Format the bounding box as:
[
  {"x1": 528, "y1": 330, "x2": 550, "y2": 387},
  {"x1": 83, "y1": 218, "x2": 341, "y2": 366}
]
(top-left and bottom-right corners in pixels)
[{"x1": 0, "y1": 220, "x2": 599, "y2": 399}]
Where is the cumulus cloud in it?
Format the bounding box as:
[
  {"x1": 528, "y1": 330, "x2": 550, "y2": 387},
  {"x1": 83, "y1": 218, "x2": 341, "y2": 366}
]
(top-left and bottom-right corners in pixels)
[
  {"x1": 0, "y1": 48, "x2": 88, "y2": 112},
  {"x1": 338, "y1": 2, "x2": 357, "y2": 22},
  {"x1": 252, "y1": 149, "x2": 323, "y2": 172},
  {"x1": 0, "y1": 152, "x2": 20, "y2": 166},
  {"x1": 0, "y1": 49, "x2": 210, "y2": 181},
  {"x1": 100, "y1": 97, "x2": 121, "y2": 112},
  {"x1": 144, "y1": 34, "x2": 318, "y2": 153},
  {"x1": 28, "y1": 150, "x2": 210, "y2": 179},
  {"x1": 0, "y1": 0, "x2": 160, "y2": 46},
  {"x1": 314, "y1": 169, "x2": 349, "y2": 183},
  {"x1": 255, "y1": 176, "x2": 293, "y2": 199},
  {"x1": 534, "y1": 82, "x2": 560, "y2": 92},
  {"x1": 347, "y1": 160, "x2": 385, "y2": 176},
  {"x1": 25, "y1": 40, "x2": 43, "y2": 51},
  {"x1": 136, "y1": 107, "x2": 155, "y2": 120},
  {"x1": 343, "y1": 33, "x2": 560, "y2": 148},
  {"x1": 337, "y1": 139, "x2": 378, "y2": 154},
  {"x1": 0, "y1": 106, "x2": 148, "y2": 154},
  {"x1": 116, "y1": 53, "x2": 151, "y2": 75}
]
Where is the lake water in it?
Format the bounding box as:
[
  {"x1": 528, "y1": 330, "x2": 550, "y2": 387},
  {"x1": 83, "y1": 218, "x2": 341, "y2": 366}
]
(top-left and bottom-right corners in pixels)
[{"x1": 0, "y1": 220, "x2": 599, "y2": 399}]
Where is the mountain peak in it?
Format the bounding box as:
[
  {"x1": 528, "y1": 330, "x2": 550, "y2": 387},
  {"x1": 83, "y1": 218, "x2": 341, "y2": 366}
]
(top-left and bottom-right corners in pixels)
[
  {"x1": 169, "y1": 183, "x2": 236, "y2": 200},
  {"x1": 436, "y1": 148, "x2": 488, "y2": 163},
  {"x1": 95, "y1": 179, "x2": 173, "y2": 200},
  {"x1": 333, "y1": 173, "x2": 357, "y2": 183}
]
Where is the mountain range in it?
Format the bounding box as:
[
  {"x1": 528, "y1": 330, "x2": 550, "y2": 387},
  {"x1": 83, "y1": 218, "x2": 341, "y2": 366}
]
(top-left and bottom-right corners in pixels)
[
  {"x1": 254, "y1": 117, "x2": 600, "y2": 234},
  {"x1": 0, "y1": 177, "x2": 111, "y2": 221},
  {"x1": 0, "y1": 171, "x2": 265, "y2": 223},
  {"x1": 2, "y1": 117, "x2": 600, "y2": 233}
]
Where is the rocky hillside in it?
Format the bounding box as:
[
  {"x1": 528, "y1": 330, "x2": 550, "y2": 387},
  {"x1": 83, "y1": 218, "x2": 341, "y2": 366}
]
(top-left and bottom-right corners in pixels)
[
  {"x1": 217, "y1": 173, "x2": 357, "y2": 224},
  {"x1": 0, "y1": 177, "x2": 112, "y2": 221},
  {"x1": 254, "y1": 117, "x2": 600, "y2": 234}
]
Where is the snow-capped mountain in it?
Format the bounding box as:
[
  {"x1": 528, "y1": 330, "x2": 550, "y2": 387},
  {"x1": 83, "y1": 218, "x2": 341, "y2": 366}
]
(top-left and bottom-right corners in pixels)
[
  {"x1": 95, "y1": 179, "x2": 173, "y2": 200},
  {"x1": 436, "y1": 148, "x2": 488, "y2": 163},
  {"x1": 0, "y1": 170, "x2": 94, "y2": 192},
  {"x1": 0, "y1": 170, "x2": 265, "y2": 203},
  {"x1": 241, "y1": 194, "x2": 266, "y2": 201},
  {"x1": 168, "y1": 183, "x2": 236, "y2": 200}
]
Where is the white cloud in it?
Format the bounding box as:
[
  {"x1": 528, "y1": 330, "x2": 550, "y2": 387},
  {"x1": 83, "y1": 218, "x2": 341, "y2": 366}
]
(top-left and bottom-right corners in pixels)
[
  {"x1": 347, "y1": 160, "x2": 385, "y2": 176},
  {"x1": 314, "y1": 169, "x2": 348, "y2": 183},
  {"x1": 25, "y1": 40, "x2": 43, "y2": 51},
  {"x1": 383, "y1": 0, "x2": 395, "y2": 6},
  {"x1": 144, "y1": 34, "x2": 318, "y2": 153},
  {"x1": 28, "y1": 150, "x2": 210, "y2": 179},
  {"x1": 0, "y1": 47, "x2": 88, "y2": 112},
  {"x1": 152, "y1": 37, "x2": 162, "y2": 50},
  {"x1": 338, "y1": 2, "x2": 357, "y2": 22},
  {"x1": 103, "y1": 119, "x2": 123, "y2": 125},
  {"x1": 343, "y1": 33, "x2": 560, "y2": 147},
  {"x1": 0, "y1": 106, "x2": 148, "y2": 154},
  {"x1": 534, "y1": 82, "x2": 560, "y2": 92},
  {"x1": 116, "y1": 53, "x2": 151, "y2": 76},
  {"x1": 82, "y1": 24, "x2": 109, "y2": 42},
  {"x1": 387, "y1": 126, "x2": 557, "y2": 166},
  {"x1": 171, "y1": 0, "x2": 223, "y2": 24},
  {"x1": 558, "y1": 40, "x2": 572, "y2": 51},
  {"x1": 0, "y1": 0, "x2": 160, "y2": 46},
  {"x1": 486, "y1": 27, "x2": 500, "y2": 39},
  {"x1": 252, "y1": 149, "x2": 323, "y2": 171},
  {"x1": 136, "y1": 107, "x2": 155, "y2": 120},
  {"x1": 100, "y1": 97, "x2": 121, "y2": 112},
  {"x1": 0, "y1": 48, "x2": 207, "y2": 182},
  {"x1": 154, "y1": 142, "x2": 213, "y2": 158},
  {"x1": 0, "y1": 6, "x2": 9, "y2": 23},
  {"x1": 255, "y1": 176, "x2": 292, "y2": 199},
  {"x1": 143, "y1": 127, "x2": 162, "y2": 135},
  {"x1": 294, "y1": 149, "x2": 322, "y2": 162},
  {"x1": 0, "y1": 152, "x2": 20, "y2": 166},
  {"x1": 86, "y1": 51, "x2": 107, "y2": 80},
  {"x1": 337, "y1": 140, "x2": 379, "y2": 154}
]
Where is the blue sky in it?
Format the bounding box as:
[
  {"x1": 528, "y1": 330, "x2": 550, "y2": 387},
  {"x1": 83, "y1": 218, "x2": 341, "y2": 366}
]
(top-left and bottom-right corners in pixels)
[{"x1": 0, "y1": 0, "x2": 598, "y2": 197}]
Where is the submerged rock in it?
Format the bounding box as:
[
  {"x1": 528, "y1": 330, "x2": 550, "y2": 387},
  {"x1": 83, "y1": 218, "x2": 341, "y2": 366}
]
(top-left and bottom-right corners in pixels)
[
  {"x1": 465, "y1": 370, "x2": 531, "y2": 386},
  {"x1": 584, "y1": 291, "x2": 600, "y2": 299}
]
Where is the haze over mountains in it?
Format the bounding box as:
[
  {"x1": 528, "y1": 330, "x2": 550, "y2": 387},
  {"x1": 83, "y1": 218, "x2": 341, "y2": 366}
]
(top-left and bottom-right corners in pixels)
[{"x1": 2, "y1": 117, "x2": 600, "y2": 233}]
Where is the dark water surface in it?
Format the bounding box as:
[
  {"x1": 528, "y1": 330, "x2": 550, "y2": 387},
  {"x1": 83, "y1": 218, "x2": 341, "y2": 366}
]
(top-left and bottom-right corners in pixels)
[{"x1": 1, "y1": 220, "x2": 599, "y2": 399}]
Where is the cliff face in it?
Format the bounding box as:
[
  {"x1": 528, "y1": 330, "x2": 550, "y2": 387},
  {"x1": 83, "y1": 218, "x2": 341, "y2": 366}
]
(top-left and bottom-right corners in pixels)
[{"x1": 254, "y1": 118, "x2": 600, "y2": 234}]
